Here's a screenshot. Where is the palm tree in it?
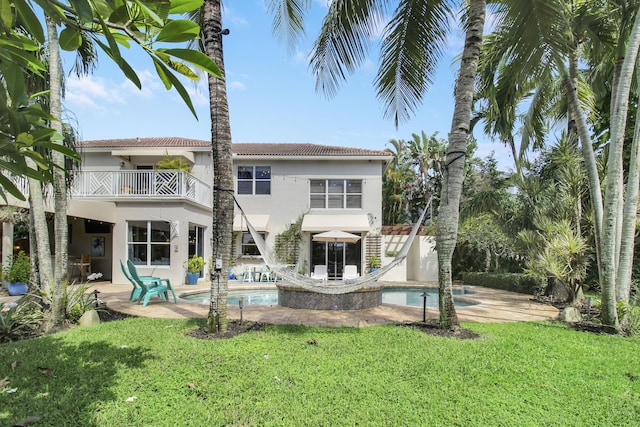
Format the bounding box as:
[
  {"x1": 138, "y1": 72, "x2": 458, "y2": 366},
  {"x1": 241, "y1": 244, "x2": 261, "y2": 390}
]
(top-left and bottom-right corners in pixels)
[
  {"x1": 46, "y1": 15, "x2": 67, "y2": 328},
  {"x1": 383, "y1": 138, "x2": 415, "y2": 225},
  {"x1": 201, "y1": 0, "x2": 233, "y2": 333},
  {"x1": 406, "y1": 131, "x2": 446, "y2": 220}
]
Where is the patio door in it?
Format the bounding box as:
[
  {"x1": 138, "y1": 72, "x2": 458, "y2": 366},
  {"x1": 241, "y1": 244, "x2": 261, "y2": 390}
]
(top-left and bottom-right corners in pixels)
[
  {"x1": 310, "y1": 235, "x2": 362, "y2": 280},
  {"x1": 189, "y1": 224, "x2": 205, "y2": 277}
]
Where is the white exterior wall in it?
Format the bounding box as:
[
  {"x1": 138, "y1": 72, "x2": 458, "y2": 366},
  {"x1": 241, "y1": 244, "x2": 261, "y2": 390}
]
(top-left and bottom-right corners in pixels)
[
  {"x1": 378, "y1": 235, "x2": 438, "y2": 282},
  {"x1": 2, "y1": 142, "x2": 396, "y2": 285},
  {"x1": 84, "y1": 149, "x2": 214, "y2": 286},
  {"x1": 232, "y1": 158, "x2": 385, "y2": 274}
]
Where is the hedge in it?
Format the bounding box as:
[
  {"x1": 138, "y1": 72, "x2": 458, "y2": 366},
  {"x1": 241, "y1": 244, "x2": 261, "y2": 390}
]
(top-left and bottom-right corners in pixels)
[{"x1": 460, "y1": 272, "x2": 544, "y2": 295}]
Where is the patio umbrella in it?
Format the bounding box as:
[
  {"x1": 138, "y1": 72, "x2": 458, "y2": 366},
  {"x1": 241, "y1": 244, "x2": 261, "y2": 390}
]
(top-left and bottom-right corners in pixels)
[{"x1": 312, "y1": 230, "x2": 361, "y2": 279}]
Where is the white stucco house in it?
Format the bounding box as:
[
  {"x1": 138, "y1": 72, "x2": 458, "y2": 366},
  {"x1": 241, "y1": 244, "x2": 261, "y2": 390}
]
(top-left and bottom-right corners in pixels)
[{"x1": 2, "y1": 138, "x2": 443, "y2": 286}]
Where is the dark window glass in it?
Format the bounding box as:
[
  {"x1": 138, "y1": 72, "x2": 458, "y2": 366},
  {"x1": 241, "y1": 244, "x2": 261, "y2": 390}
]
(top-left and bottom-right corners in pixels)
[
  {"x1": 237, "y1": 166, "x2": 271, "y2": 195},
  {"x1": 310, "y1": 179, "x2": 362, "y2": 209}
]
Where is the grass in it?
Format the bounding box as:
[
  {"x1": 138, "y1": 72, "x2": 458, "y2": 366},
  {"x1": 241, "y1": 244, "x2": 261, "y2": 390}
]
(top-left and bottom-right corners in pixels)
[{"x1": 1, "y1": 318, "x2": 640, "y2": 426}]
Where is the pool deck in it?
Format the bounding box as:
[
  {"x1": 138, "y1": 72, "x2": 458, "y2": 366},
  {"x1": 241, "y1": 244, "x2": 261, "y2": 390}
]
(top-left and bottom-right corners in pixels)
[{"x1": 0, "y1": 280, "x2": 558, "y2": 327}]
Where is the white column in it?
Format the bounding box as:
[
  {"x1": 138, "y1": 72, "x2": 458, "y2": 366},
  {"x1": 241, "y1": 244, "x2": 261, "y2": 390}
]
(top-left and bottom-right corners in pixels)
[{"x1": 2, "y1": 222, "x2": 14, "y2": 271}]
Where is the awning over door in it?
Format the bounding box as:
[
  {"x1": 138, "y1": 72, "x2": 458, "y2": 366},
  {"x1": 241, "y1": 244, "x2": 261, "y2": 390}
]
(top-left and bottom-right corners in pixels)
[
  {"x1": 233, "y1": 215, "x2": 270, "y2": 231},
  {"x1": 301, "y1": 214, "x2": 370, "y2": 232}
]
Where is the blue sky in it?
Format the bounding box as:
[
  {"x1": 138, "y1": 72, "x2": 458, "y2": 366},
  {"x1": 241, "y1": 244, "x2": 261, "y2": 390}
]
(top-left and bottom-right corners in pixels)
[{"x1": 63, "y1": 0, "x2": 512, "y2": 170}]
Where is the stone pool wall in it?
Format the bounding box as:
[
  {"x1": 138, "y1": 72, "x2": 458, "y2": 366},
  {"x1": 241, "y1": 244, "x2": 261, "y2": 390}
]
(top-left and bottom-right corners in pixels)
[{"x1": 277, "y1": 284, "x2": 383, "y2": 310}]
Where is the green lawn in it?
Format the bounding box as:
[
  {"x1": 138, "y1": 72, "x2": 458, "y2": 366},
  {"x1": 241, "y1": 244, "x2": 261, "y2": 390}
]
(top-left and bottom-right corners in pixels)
[{"x1": 1, "y1": 318, "x2": 639, "y2": 426}]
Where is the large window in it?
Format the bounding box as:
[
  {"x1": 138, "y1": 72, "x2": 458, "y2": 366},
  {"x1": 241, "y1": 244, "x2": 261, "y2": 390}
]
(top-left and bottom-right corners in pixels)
[
  {"x1": 127, "y1": 221, "x2": 171, "y2": 266},
  {"x1": 241, "y1": 232, "x2": 265, "y2": 256},
  {"x1": 310, "y1": 179, "x2": 362, "y2": 209},
  {"x1": 237, "y1": 166, "x2": 271, "y2": 195}
]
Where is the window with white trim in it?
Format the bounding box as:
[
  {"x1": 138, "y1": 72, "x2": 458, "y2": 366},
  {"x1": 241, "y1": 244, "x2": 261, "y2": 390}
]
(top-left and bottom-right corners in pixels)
[
  {"x1": 127, "y1": 221, "x2": 171, "y2": 266},
  {"x1": 310, "y1": 179, "x2": 362, "y2": 209},
  {"x1": 237, "y1": 166, "x2": 271, "y2": 195},
  {"x1": 241, "y1": 232, "x2": 265, "y2": 256}
]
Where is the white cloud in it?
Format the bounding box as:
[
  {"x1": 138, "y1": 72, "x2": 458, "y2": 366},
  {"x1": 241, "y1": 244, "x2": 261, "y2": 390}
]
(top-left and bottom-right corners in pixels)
[
  {"x1": 223, "y1": 5, "x2": 249, "y2": 27},
  {"x1": 229, "y1": 81, "x2": 246, "y2": 90},
  {"x1": 120, "y1": 69, "x2": 163, "y2": 98},
  {"x1": 65, "y1": 75, "x2": 124, "y2": 109}
]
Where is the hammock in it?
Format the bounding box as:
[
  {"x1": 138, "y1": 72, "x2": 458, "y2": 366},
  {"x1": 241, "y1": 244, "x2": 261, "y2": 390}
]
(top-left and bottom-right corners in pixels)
[{"x1": 233, "y1": 198, "x2": 430, "y2": 295}]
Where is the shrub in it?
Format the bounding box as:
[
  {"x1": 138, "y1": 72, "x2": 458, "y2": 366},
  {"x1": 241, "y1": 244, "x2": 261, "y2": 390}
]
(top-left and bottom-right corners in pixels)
[
  {"x1": 618, "y1": 288, "x2": 640, "y2": 337},
  {"x1": 0, "y1": 301, "x2": 43, "y2": 343},
  {"x1": 460, "y1": 272, "x2": 544, "y2": 295},
  {"x1": 185, "y1": 255, "x2": 205, "y2": 273},
  {"x1": 65, "y1": 284, "x2": 100, "y2": 323},
  {"x1": 2, "y1": 251, "x2": 30, "y2": 283}
]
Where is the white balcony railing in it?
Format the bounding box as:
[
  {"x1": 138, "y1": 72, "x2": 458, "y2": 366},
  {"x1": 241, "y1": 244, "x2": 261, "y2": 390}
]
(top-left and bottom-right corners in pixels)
[{"x1": 69, "y1": 170, "x2": 212, "y2": 207}]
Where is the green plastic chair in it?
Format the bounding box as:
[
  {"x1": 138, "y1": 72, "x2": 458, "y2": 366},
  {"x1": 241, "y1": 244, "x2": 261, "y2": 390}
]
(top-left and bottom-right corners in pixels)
[
  {"x1": 126, "y1": 260, "x2": 177, "y2": 306},
  {"x1": 119, "y1": 260, "x2": 162, "y2": 302}
]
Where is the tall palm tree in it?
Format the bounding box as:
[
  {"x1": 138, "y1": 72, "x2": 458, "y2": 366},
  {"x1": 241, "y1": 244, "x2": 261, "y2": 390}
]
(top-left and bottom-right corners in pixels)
[
  {"x1": 46, "y1": 15, "x2": 67, "y2": 328},
  {"x1": 383, "y1": 138, "x2": 415, "y2": 225},
  {"x1": 201, "y1": 0, "x2": 233, "y2": 333},
  {"x1": 269, "y1": 0, "x2": 487, "y2": 329},
  {"x1": 407, "y1": 131, "x2": 446, "y2": 219}
]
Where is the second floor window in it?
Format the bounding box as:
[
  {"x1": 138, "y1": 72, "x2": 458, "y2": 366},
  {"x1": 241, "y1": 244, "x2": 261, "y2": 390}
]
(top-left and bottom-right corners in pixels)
[
  {"x1": 237, "y1": 166, "x2": 271, "y2": 195},
  {"x1": 310, "y1": 179, "x2": 362, "y2": 209}
]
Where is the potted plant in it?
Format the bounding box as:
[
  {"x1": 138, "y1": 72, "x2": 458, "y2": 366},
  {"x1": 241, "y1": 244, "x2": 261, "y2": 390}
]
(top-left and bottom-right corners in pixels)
[
  {"x1": 3, "y1": 251, "x2": 30, "y2": 295},
  {"x1": 185, "y1": 254, "x2": 205, "y2": 285},
  {"x1": 369, "y1": 254, "x2": 381, "y2": 272}
]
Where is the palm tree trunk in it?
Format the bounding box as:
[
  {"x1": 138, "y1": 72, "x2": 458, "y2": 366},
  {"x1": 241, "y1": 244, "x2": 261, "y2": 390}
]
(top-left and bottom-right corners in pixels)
[
  {"x1": 600, "y1": 9, "x2": 640, "y2": 329},
  {"x1": 614, "y1": 12, "x2": 640, "y2": 304},
  {"x1": 563, "y1": 76, "x2": 614, "y2": 326},
  {"x1": 436, "y1": 0, "x2": 485, "y2": 330},
  {"x1": 26, "y1": 163, "x2": 53, "y2": 294},
  {"x1": 202, "y1": 0, "x2": 232, "y2": 333},
  {"x1": 618, "y1": 110, "x2": 640, "y2": 302},
  {"x1": 46, "y1": 15, "x2": 68, "y2": 329}
]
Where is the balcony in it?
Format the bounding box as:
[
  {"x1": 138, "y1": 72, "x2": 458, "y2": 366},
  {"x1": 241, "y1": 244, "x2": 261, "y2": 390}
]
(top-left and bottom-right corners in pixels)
[{"x1": 70, "y1": 170, "x2": 212, "y2": 207}]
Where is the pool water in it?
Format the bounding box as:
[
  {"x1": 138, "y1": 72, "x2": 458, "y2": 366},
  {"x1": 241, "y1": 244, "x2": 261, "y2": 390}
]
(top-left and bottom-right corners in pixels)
[{"x1": 181, "y1": 287, "x2": 474, "y2": 308}]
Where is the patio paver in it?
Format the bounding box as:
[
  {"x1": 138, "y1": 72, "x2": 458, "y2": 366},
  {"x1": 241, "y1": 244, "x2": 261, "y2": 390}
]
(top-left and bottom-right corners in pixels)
[{"x1": 90, "y1": 280, "x2": 559, "y2": 327}]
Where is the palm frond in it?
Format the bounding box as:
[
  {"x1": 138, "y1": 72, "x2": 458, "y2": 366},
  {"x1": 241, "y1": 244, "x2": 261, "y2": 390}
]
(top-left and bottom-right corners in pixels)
[
  {"x1": 267, "y1": 0, "x2": 312, "y2": 52},
  {"x1": 310, "y1": 0, "x2": 389, "y2": 98},
  {"x1": 375, "y1": 0, "x2": 454, "y2": 125}
]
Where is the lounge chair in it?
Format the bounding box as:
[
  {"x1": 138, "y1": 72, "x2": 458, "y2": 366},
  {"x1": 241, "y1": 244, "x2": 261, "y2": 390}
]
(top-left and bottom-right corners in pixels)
[
  {"x1": 311, "y1": 265, "x2": 328, "y2": 281},
  {"x1": 120, "y1": 260, "x2": 163, "y2": 302},
  {"x1": 259, "y1": 264, "x2": 273, "y2": 282},
  {"x1": 343, "y1": 265, "x2": 359, "y2": 280},
  {"x1": 126, "y1": 260, "x2": 177, "y2": 306}
]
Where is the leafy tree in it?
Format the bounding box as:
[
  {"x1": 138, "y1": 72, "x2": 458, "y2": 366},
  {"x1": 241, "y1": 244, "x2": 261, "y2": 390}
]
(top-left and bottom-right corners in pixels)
[
  {"x1": 383, "y1": 138, "x2": 416, "y2": 225},
  {"x1": 484, "y1": 0, "x2": 640, "y2": 330},
  {"x1": 1, "y1": 0, "x2": 220, "y2": 192},
  {"x1": 2, "y1": 0, "x2": 221, "y2": 327},
  {"x1": 382, "y1": 132, "x2": 446, "y2": 226}
]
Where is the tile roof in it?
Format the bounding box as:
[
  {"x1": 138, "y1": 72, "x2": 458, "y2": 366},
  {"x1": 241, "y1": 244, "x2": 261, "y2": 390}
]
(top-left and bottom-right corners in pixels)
[
  {"x1": 80, "y1": 138, "x2": 390, "y2": 157},
  {"x1": 233, "y1": 143, "x2": 388, "y2": 157},
  {"x1": 381, "y1": 225, "x2": 433, "y2": 236},
  {"x1": 80, "y1": 137, "x2": 210, "y2": 148}
]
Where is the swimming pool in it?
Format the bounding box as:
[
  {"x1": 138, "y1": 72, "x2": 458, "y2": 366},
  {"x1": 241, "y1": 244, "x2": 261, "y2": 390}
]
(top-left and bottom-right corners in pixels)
[{"x1": 181, "y1": 287, "x2": 475, "y2": 308}]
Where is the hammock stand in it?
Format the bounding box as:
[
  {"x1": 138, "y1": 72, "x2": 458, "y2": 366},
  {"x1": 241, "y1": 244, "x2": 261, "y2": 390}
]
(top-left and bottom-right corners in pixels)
[{"x1": 231, "y1": 195, "x2": 430, "y2": 310}]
